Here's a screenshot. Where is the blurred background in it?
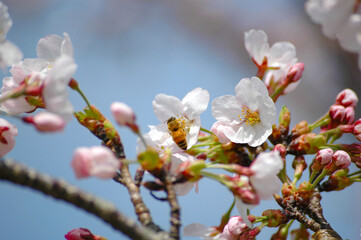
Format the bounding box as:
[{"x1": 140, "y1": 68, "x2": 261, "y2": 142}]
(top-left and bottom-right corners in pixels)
[{"x1": 0, "y1": 0, "x2": 360, "y2": 239}]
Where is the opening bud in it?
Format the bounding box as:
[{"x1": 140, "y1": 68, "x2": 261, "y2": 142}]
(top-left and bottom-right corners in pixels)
[
  {"x1": 23, "y1": 112, "x2": 65, "y2": 132},
  {"x1": 335, "y1": 89, "x2": 358, "y2": 108}
]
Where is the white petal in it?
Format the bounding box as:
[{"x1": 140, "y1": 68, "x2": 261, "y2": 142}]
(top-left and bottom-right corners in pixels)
[
  {"x1": 250, "y1": 151, "x2": 283, "y2": 199},
  {"x1": 152, "y1": 94, "x2": 183, "y2": 122},
  {"x1": 211, "y1": 95, "x2": 240, "y2": 124},
  {"x1": 244, "y1": 29, "x2": 270, "y2": 65},
  {"x1": 171, "y1": 153, "x2": 196, "y2": 196},
  {"x1": 235, "y1": 198, "x2": 253, "y2": 228},
  {"x1": 36, "y1": 34, "x2": 64, "y2": 60},
  {"x1": 258, "y1": 97, "x2": 276, "y2": 128},
  {"x1": 20, "y1": 58, "x2": 49, "y2": 74},
  {"x1": 337, "y1": 14, "x2": 361, "y2": 53},
  {"x1": 235, "y1": 77, "x2": 269, "y2": 110},
  {"x1": 60, "y1": 33, "x2": 74, "y2": 57},
  {"x1": 224, "y1": 123, "x2": 255, "y2": 144},
  {"x1": 186, "y1": 116, "x2": 200, "y2": 149},
  {"x1": 268, "y1": 42, "x2": 297, "y2": 68},
  {"x1": 43, "y1": 56, "x2": 77, "y2": 121},
  {"x1": 248, "y1": 124, "x2": 272, "y2": 147},
  {"x1": 0, "y1": 41, "x2": 23, "y2": 68},
  {"x1": 182, "y1": 87, "x2": 209, "y2": 120},
  {"x1": 183, "y1": 223, "x2": 213, "y2": 237}
]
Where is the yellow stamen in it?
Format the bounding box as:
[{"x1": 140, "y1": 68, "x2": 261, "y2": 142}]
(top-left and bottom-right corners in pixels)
[{"x1": 239, "y1": 106, "x2": 260, "y2": 126}]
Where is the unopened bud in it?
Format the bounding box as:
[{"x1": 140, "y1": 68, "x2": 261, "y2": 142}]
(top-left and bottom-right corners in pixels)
[
  {"x1": 291, "y1": 121, "x2": 310, "y2": 139},
  {"x1": 279, "y1": 106, "x2": 291, "y2": 128},
  {"x1": 312, "y1": 148, "x2": 333, "y2": 173},
  {"x1": 324, "y1": 150, "x2": 351, "y2": 175},
  {"x1": 137, "y1": 147, "x2": 162, "y2": 172},
  {"x1": 319, "y1": 169, "x2": 352, "y2": 191},
  {"x1": 353, "y1": 119, "x2": 361, "y2": 141},
  {"x1": 110, "y1": 102, "x2": 139, "y2": 133},
  {"x1": 262, "y1": 209, "x2": 288, "y2": 227},
  {"x1": 23, "y1": 112, "x2": 65, "y2": 132},
  {"x1": 335, "y1": 89, "x2": 358, "y2": 108},
  {"x1": 71, "y1": 146, "x2": 120, "y2": 179},
  {"x1": 292, "y1": 155, "x2": 307, "y2": 181},
  {"x1": 65, "y1": 228, "x2": 106, "y2": 240},
  {"x1": 286, "y1": 62, "x2": 304, "y2": 83},
  {"x1": 289, "y1": 133, "x2": 326, "y2": 154}
]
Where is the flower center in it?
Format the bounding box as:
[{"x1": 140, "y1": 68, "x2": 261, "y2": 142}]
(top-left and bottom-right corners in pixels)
[{"x1": 238, "y1": 106, "x2": 260, "y2": 126}]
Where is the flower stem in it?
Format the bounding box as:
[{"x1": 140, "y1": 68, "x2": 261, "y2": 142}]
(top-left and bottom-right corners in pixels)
[
  {"x1": 347, "y1": 170, "x2": 361, "y2": 177},
  {"x1": 200, "y1": 127, "x2": 213, "y2": 135},
  {"x1": 309, "y1": 113, "x2": 330, "y2": 131},
  {"x1": 71, "y1": 82, "x2": 92, "y2": 109},
  {"x1": 310, "y1": 169, "x2": 327, "y2": 189}
]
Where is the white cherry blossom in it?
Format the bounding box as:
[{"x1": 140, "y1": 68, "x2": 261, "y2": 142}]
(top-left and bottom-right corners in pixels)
[
  {"x1": 211, "y1": 77, "x2": 276, "y2": 147},
  {"x1": 235, "y1": 151, "x2": 283, "y2": 228},
  {"x1": 152, "y1": 87, "x2": 209, "y2": 150},
  {"x1": 0, "y1": 33, "x2": 76, "y2": 120},
  {"x1": 305, "y1": 0, "x2": 355, "y2": 39},
  {"x1": 244, "y1": 29, "x2": 297, "y2": 73}
]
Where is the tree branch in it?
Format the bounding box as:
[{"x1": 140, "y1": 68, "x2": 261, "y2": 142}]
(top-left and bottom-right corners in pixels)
[{"x1": 0, "y1": 159, "x2": 171, "y2": 240}]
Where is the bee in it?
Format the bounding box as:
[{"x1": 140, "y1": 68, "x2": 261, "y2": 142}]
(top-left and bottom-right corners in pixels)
[{"x1": 166, "y1": 116, "x2": 191, "y2": 150}]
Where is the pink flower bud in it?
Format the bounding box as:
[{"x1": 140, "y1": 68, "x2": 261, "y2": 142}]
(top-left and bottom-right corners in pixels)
[
  {"x1": 71, "y1": 146, "x2": 120, "y2": 179},
  {"x1": 211, "y1": 121, "x2": 231, "y2": 144},
  {"x1": 329, "y1": 105, "x2": 346, "y2": 122},
  {"x1": 226, "y1": 216, "x2": 248, "y2": 236},
  {"x1": 353, "y1": 119, "x2": 361, "y2": 141},
  {"x1": 312, "y1": 148, "x2": 333, "y2": 172},
  {"x1": 23, "y1": 112, "x2": 65, "y2": 132},
  {"x1": 0, "y1": 118, "x2": 18, "y2": 157},
  {"x1": 324, "y1": 150, "x2": 351, "y2": 175},
  {"x1": 286, "y1": 62, "x2": 304, "y2": 83},
  {"x1": 65, "y1": 228, "x2": 105, "y2": 240},
  {"x1": 335, "y1": 89, "x2": 358, "y2": 108},
  {"x1": 332, "y1": 150, "x2": 351, "y2": 169},
  {"x1": 111, "y1": 102, "x2": 136, "y2": 126},
  {"x1": 111, "y1": 102, "x2": 139, "y2": 133}
]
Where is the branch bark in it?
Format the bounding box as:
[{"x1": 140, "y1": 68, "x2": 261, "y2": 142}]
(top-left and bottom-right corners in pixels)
[{"x1": 0, "y1": 159, "x2": 171, "y2": 240}]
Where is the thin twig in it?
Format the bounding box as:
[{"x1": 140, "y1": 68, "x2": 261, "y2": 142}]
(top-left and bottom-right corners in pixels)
[
  {"x1": 0, "y1": 159, "x2": 170, "y2": 240},
  {"x1": 164, "y1": 175, "x2": 181, "y2": 240}
]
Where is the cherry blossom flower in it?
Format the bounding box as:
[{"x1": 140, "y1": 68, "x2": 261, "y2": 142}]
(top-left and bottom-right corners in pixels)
[
  {"x1": 152, "y1": 87, "x2": 209, "y2": 150},
  {"x1": 71, "y1": 146, "x2": 120, "y2": 179},
  {"x1": 211, "y1": 77, "x2": 276, "y2": 147},
  {"x1": 0, "y1": 2, "x2": 23, "y2": 70},
  {"x1": 244, "y1": 29, "x2": 297, "y2": 76},
  {"x1": 0, "y1": 118, "x2": 17, "y2": 157},
  {"x1": 235, "y1": 151, "x2": 283, "y2": 227},
  {"x1": 0, "y1": 33, "x2": 75, "y2": 117}
]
